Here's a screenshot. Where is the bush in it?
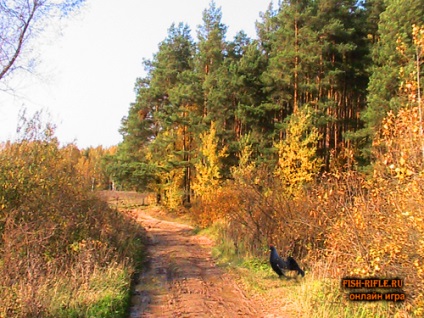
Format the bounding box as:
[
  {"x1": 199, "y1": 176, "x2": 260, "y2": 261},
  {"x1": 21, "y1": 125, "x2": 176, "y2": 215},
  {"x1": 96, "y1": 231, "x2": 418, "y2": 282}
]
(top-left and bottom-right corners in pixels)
[{"x1": 0, "y1": 115, "x2": 144, "y2": 317}]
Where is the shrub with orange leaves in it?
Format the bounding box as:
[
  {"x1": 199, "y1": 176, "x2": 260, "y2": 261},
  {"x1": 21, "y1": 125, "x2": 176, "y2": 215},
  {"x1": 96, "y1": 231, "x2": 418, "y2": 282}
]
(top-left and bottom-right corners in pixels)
[
  {"x1": 322, "y1": 106, "x2": 424, "y2": 314},
  {"x1": 191, "y1": 108, "x2": 424, "y2": 312},
  {"x1": 373, "y1": 107, "x2": 424, "y2": 180},
  {"x1": 0, "y1": 113, "x2": 143, "y2": 317}
]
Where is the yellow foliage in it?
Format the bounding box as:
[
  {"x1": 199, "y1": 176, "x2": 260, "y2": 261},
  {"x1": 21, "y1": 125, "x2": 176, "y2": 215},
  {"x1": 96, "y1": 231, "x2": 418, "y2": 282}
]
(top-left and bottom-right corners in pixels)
[
  {"x1": 192, "y1": 121, "x2": 227, "y2": 201},
  {"x1": 324, "y1": 130, "x2": 424, "y2": 307},
  {"x1": 373, "y1": 107, "x2": 424, "y2": 180},
  {"x1": 230, "y1": 133, "x2": 256, "y2": 185},
  {"x1": 162, "y1": 167, "x2": 185, "y2": 210},
  {"x1": 274, "y1": 107, "x2": 322, "y2": 196},
  {"x1": 145, "y1": 129, "x2": 187, "y2": 209},
  {"x1": 74, "y1": 145, "x2": 113, "y2": 190}
]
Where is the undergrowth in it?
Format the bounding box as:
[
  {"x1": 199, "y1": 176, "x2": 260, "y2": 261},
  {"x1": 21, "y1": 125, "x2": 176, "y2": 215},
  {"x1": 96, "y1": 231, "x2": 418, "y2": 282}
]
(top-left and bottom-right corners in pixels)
[
  {"x1": 188, "y1": 107, "x2": 424, "y2": 317},
  {"x1": 202, "y1": 218, "x2": 416, "y2": 317},
  {"x1": 0, "y1": 115, "x2": 146, "y2": 317}
]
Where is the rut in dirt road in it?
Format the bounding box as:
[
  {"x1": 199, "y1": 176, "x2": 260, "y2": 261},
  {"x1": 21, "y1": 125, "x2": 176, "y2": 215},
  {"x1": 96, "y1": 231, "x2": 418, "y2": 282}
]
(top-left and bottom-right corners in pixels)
[{"x1": 128, "y1": 208, "x2": 271, "y2": 318}]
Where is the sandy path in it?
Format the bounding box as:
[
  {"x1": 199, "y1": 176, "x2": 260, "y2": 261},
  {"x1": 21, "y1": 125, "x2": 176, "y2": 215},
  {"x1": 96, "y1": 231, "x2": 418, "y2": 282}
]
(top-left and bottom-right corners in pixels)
[{"x1": 127, "y1": 208, "x2": 274, "y2": 318}]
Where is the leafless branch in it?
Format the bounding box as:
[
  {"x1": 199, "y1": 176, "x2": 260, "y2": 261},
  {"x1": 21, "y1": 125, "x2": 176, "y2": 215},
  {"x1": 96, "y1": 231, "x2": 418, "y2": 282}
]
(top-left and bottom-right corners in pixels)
[{"x1": 0, "y1": 0, "x2": 84, "y2": 83}]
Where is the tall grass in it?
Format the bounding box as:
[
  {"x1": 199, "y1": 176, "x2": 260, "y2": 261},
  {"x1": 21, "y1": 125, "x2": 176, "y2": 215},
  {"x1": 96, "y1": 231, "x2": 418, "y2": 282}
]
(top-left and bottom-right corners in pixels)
[{"x1": 0, "y1": 122, "x2": 145, "y2": 317}]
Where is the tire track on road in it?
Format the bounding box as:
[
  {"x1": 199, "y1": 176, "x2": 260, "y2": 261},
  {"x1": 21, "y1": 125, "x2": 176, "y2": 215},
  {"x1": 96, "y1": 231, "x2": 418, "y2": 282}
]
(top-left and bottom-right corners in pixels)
[{"x1": 128, "y1": 209, "x2": 266, "y2": 317}]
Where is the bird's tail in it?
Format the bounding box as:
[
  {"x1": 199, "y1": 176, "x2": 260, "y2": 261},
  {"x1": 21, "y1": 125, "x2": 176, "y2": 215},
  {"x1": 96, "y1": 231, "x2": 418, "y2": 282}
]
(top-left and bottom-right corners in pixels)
[{"x1": 287, "y1": 256, "x2": 305, "y2": 277}]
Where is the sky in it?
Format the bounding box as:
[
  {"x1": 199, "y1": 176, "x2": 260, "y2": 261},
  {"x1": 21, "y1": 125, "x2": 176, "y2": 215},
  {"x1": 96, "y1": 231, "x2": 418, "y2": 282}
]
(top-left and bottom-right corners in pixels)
[{"x1": 0, "y1": 0, "x2": 271, "y2": 148}]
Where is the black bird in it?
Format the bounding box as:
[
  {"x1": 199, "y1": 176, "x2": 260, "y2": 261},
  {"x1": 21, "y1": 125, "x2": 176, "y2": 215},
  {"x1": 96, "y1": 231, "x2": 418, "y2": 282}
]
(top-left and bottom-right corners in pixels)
[{"x1": 269, "y1": 245, "x2": 305, "y2": 278}]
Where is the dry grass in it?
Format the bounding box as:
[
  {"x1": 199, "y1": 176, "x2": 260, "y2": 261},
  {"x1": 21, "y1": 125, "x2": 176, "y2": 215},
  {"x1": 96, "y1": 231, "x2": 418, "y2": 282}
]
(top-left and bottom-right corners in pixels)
[
  {"x1": 207, "y1": 226, "x2": 414, "y2": 318},
  {"x1": 0, "y1": 140, "x2": 146, "y2": 317}
]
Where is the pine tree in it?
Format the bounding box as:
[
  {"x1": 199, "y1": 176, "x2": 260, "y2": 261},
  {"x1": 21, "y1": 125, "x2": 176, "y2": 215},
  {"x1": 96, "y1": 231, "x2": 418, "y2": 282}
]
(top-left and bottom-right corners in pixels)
[
  {"x1": 363, "y1": 0, "x2": 424, "y2": 162},
  {"x1": 114, "y1": 23, "x2": 197, "y2": 196},
  {"x1": 196, "y1": 1, "x2": 228, "y2": 123},
  {"x1": 313, "y1": 0, "x2": 370, "y2": 167},
  {"x1": 259, "y1": 0, "x2": 318, "y2": 135}
]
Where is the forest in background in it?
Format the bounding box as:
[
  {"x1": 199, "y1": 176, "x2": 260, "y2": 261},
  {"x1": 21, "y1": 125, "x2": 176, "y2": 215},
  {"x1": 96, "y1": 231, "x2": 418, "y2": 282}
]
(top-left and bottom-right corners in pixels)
[
  {"x1": 110, "y1": 0, "x2": 422, "y2": 201},
  {"x1": 103, "y1": 0, "x2": 424, "y2": 314}
]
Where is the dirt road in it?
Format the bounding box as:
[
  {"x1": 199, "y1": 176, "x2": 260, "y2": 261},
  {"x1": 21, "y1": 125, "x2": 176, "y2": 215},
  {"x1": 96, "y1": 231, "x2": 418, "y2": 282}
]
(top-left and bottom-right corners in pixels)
[{"x1": 128, "y1": 208, "x2": 280, "y2": 318}]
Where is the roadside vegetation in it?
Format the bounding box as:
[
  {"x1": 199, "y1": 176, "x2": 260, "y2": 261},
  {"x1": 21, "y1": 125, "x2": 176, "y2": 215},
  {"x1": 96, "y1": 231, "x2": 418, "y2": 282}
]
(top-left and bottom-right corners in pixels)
[
  {"x1": 0, "y1": 113, "x2": 145, "y2": 317},
  {"x1": 191, "y1": 110, "x2": 423, "y2": 318},
  {"x1": 198, "y1": 149, "x2": 423, "y2": 317}
]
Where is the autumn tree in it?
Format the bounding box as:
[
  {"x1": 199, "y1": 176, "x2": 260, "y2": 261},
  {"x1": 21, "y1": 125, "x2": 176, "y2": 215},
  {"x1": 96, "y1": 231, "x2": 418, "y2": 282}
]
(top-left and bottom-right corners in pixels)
[
  {"x1": 74, "y1": 146, "x2": 114, "y2": 190},
  {"x1": 372, "y1": 24, "x2": 424, "y2": 178},
  {"x1": 192, "y1": 121, "x2": 227, "y2": 201},
  {"x1": 275, "y1": 107, "x2": 322, "y2": 196},
  {"x1": 230, "y1": 133, "x2": 257, "y2": 185}
]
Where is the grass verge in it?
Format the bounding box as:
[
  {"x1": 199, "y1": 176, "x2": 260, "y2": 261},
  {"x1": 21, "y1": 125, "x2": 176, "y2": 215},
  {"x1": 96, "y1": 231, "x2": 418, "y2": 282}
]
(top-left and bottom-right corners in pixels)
[
  {"x1": 201, "y1": 222, "x2": 414, "y2": 318},
  {"x1": 41, "y1": 264, "x2": 132, "y2": 318}
]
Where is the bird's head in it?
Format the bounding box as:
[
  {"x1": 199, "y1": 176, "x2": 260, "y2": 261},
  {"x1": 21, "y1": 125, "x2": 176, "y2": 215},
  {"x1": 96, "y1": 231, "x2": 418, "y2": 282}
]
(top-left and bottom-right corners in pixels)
[{"x1": 269, "y1": 245, "x2": 276, "y2": 251}]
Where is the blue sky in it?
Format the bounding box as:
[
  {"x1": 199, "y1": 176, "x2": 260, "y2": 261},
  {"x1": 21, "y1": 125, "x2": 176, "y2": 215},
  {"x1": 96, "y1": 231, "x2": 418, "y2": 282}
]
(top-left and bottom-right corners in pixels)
[{"x1": 0, "y1": 0, "x2": 271, "y2": 148}]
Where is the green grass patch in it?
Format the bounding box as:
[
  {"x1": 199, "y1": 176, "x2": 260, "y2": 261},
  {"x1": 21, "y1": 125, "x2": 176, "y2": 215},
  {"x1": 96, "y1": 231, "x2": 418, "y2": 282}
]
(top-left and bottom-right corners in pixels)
[
  {"x1": 290, "y1": 277, "x2": 410, "y2": 318},
  {"x1": 40, "y1": 263, "x2": 135, "y2": 318}
]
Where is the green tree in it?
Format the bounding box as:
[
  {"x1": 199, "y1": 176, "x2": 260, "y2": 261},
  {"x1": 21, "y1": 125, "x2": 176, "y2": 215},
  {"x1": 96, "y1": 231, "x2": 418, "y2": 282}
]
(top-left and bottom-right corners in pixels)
[
  {"x1": 261, "y1": 0, "x2": 317, "y2": 118},
  {"x1": 362, "y1": 0, "x2": 424, "y2": 163},
  {"x1": 196, "y1": 1, "x2": 228, "y2": 123},
  {"x1": 314, "y1": 0, "x2": 370, "y2": 166},
  {"x1": 149, "y1": 23, "x2": 197, "y2": 203},
  {"x1": 257, "y1": 0, "x2": 370, "y2": 168},
  {"x1": 115, "y1": 22, "x2": 197, "y2": 197},
  {"x1": 231, "y1": 39, "x2": 268, "y2": 138}
]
